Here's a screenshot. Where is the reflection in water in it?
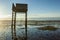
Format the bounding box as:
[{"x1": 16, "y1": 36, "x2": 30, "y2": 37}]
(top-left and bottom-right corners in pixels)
[
  {"x1": 0, "y1": 21, "x2": 11, "y2": 40},
  {"x1": 0, "y1": 21, "x2": 60, "y2": 40},
  {"x1": 0, "y1": 26, "x2": 7, "y2": 40}
]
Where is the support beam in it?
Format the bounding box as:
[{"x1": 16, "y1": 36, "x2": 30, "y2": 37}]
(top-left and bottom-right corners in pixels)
[
  {"x1": 14, "y1": 11, "x2": 17, "y2": 40},
  {"x1": 11, "y1": 11, "x2": 14, "y2": 40},
  {"x1": 25, "y1": 12, "x2": 27, "y2": 40}
]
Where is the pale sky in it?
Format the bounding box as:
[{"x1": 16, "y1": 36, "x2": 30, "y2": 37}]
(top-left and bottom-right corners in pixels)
[{"x1": 0, "y1": 0, "x2": 60, "y2": 19}]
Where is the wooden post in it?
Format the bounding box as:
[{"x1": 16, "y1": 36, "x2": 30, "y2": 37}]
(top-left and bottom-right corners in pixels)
[
  {"x1": 11, "y1": 11, "x2": 14, "y2": 40},
  {"x1": 14, "y1": 11, "x2": 17, "y2": 40},
  {"x1": 25, "y1": 12, "x2": 27, "y2": 40},
  {"x1": 11, "y1": 11, "x2": 17, "y2": 40}
]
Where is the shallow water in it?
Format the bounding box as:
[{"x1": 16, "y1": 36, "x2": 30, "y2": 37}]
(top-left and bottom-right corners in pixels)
[{"x1": 0, "y1": 23, "x2": 60, "y2": 40}]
